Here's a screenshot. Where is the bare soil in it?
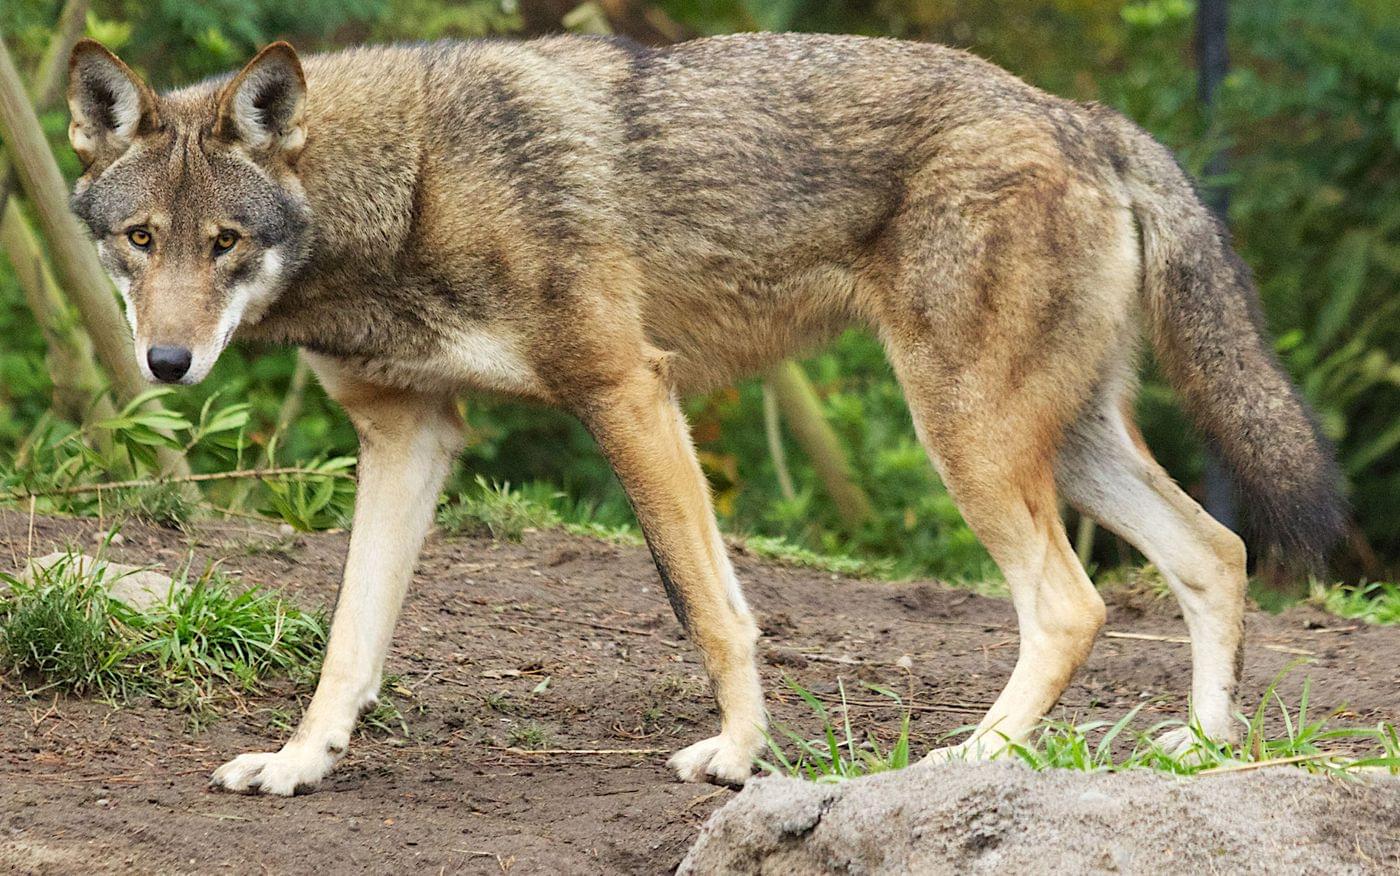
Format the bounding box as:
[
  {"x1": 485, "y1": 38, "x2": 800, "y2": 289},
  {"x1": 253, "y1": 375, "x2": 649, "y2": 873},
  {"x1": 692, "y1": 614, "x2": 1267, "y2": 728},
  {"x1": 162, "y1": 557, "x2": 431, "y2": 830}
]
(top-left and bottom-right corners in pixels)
[{"x1": 1, "y1": 511, "x2": 1397, "y2": 875}]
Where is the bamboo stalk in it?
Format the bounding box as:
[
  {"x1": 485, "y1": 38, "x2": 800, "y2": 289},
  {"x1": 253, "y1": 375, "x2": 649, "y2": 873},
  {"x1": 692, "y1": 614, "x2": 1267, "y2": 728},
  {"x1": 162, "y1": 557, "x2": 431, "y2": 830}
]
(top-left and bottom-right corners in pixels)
[{"x1": 765, "y1": 361, "x2": 873, "y2": 531}]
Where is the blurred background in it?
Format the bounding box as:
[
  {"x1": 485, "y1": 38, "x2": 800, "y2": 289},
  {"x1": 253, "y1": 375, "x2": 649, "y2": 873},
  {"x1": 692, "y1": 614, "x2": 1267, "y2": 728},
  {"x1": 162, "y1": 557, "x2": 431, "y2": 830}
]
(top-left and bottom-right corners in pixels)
[{"x1": 1, "y1": 0, "x2": 1396, "y2": 599}]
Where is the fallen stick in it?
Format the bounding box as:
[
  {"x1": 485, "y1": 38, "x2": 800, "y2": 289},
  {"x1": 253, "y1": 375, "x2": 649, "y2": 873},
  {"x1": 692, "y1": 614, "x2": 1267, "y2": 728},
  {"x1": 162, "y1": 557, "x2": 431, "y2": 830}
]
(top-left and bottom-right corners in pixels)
[
  {"x1": 1198, "y1": 753, "x2": 1337, "y2": 775},
  {"x1": 1, "y1": 466, "x2": 355, "y2": 501},
  {"x1": 491, "y1": 746, "x2": 667, "y2": 756},
  {"x1": 1105, "y1": 630, "x2": 1314, "y2": 657},
  {"x1": 810, "y1": 694, "x2": 988, "y2": 715}
]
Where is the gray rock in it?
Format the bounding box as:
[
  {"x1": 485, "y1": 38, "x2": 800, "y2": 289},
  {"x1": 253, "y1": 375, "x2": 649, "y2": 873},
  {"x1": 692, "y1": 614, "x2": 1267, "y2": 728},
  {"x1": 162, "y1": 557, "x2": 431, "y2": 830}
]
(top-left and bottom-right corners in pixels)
[
  {"x1": 681, "y1": 761, "x2": 1400, "y2": 875},
  {"x1": 15, "y1": 552, "x2": 184, "y2": 611}
]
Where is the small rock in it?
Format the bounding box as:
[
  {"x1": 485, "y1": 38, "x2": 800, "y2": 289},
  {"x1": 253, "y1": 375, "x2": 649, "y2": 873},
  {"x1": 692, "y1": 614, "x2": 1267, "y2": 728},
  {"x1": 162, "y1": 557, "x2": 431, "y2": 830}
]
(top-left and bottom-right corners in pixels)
[{"x1": 19, "y1": 553, "x2": 185, "y2": 611}]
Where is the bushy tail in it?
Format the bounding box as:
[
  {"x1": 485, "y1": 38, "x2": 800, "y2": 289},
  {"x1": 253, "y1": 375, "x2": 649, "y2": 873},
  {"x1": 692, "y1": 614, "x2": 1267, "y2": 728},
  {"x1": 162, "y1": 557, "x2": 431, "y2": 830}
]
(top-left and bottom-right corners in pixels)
[{"x1": 1108, "y1": 116, "x2": 1346, "y2": 566}]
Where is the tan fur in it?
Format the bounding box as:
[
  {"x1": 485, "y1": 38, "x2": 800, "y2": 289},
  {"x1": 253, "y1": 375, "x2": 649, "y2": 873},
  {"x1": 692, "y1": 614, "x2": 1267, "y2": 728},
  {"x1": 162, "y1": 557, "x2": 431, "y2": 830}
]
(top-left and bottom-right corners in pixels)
[{"x1": 66, "y1": 33, "x2": 1340, "y2": 795}]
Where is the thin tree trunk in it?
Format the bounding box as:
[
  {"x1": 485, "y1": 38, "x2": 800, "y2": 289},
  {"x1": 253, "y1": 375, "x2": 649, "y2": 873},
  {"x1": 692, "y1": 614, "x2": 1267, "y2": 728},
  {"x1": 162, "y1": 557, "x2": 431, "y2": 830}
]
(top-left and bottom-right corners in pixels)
[
  {"x1": 0, "y1": 0, "x2": 89, "y2": 219},
  {"x1": 0, "y1": 37, "x2": 191, "y2": 478},
  {"x1": 1074, "y1": 514, "x2": 1096, "y2": 567},
  {"x1": 0, "y1": 0, "x2": 105, "y2": 425},
  {"x1": 1, "y1": 200, "x2": 113, "y2": 424},
  {"x1": 765, "y1": 361, "x2": 873, "y2": 532},
  {"x1": 760, "y1": 381, "x2": 796, "y2": 502},
  {"x1": 273, "y1": 354, "x2": 312, "y2": 440}
]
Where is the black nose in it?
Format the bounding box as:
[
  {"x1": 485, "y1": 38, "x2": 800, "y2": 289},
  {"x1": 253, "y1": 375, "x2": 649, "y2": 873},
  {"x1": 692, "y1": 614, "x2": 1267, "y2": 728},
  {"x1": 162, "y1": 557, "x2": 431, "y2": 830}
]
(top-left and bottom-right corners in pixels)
[{"x1": 147, "y1": 345, "x2": 192, "y2": 382}]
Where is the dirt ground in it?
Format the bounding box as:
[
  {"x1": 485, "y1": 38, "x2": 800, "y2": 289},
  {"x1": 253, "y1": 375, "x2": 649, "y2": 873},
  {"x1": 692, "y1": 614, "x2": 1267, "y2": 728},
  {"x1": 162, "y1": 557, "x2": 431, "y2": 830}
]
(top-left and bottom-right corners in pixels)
[{"x1": 1, "y1": 511, "x2": 1397, "y2": 875}]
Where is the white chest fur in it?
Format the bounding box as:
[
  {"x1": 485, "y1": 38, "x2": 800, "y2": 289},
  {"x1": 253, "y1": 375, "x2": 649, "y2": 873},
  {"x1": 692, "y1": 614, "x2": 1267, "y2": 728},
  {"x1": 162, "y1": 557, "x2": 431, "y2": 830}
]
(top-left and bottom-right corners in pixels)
[{"x1": 363, "y1": 325, "x2": 548, "y2": 398}]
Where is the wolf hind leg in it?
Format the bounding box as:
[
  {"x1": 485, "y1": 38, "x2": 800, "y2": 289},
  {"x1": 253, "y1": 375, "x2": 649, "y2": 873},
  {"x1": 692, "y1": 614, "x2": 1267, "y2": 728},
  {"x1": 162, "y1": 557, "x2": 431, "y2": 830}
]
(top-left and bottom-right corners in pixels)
[
  {"x1": 888, "y1": 360, "x2": 1107, "y2": 756},
  {"x1": 927, "y1": 457, "x2": 1106, "y2": 756},
  {"x1": 1058, "y1": 392, "x2": 1247, "y2": 746}
]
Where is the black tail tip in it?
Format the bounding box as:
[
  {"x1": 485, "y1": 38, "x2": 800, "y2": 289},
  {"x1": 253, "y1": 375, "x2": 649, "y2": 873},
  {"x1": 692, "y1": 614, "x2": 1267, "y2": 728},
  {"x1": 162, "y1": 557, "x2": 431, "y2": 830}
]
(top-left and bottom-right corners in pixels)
[{"x1": 1243, "y1": 477, "x2": 1349, "y2": 573}]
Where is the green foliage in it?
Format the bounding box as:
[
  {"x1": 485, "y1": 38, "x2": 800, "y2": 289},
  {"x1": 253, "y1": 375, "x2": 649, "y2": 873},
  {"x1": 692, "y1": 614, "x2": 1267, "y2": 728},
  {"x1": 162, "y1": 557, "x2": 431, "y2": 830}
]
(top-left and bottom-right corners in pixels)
[
  {"x1": 115, "y1": 566, "x2": 327, "y2": 699},
  {"x1": 763, "y1": 670, "x2": 1400, "y2": 782},
  {"x1": 740, "y1": 533, "x2": 894, "y2": 579},
  {"x1": 0, "y1": 552, "x2": 123, "y2": 694},
  {"x1": 0, "y1": 549, "x2": 326, "y2": 708},
  {"x1": 438, "y1": 476, "x2": 562, "y2": 541},
  {"x1": 258, "y1": 455, "x2": 357, "y2": 531},
  {"x1": 1010, "y1": 672, "x2": 1400, "y2": 777},
  {"x1": 505, "y1": 721, "x2": 553, "y2": 750},
  {"x1": 1311, "y1": 580, "x2": 1400, "y2": 626},
  {"x1": 759, "y1": 678, "x2": 913, "y2": 782}
]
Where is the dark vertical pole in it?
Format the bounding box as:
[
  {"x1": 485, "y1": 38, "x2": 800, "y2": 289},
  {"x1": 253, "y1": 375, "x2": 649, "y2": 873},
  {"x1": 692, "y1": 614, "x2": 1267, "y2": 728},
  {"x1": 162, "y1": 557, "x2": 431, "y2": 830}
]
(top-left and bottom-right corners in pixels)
[{"x1": 1196, "y1": 0, "x2": 1237, "y2": 531}]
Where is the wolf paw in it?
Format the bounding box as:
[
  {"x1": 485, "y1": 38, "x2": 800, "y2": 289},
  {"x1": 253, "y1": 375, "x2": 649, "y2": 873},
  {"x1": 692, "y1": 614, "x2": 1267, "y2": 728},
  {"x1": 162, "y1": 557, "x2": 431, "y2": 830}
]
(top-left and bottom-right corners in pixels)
[
  {"x1": 209, "y1": 745, "x2": 339, "y2": 796},
  {"x1": 920, "y1": 736, "x2": 1010, "y2": 765},
  {"x1": 1155, "y1": 724, "x2": 1236, "y2": 760},
  {"x1": 668, "y1": 735, "x2": 755, "y2": 787}
]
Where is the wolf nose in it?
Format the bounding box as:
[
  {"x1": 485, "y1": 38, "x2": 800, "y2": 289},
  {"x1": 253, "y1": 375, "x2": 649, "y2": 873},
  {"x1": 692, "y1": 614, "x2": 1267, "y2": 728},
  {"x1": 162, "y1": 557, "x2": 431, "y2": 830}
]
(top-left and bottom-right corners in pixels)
[{"x1": 147, "y1": 346, "x2": 193, "y2": 383}]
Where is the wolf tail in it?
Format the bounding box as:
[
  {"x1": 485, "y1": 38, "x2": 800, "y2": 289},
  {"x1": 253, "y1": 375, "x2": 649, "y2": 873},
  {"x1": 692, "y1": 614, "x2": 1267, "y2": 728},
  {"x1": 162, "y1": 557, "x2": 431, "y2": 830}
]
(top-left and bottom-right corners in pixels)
[{"x1": 1106, "y1": 114, "x2": 1346, "y2": 566}]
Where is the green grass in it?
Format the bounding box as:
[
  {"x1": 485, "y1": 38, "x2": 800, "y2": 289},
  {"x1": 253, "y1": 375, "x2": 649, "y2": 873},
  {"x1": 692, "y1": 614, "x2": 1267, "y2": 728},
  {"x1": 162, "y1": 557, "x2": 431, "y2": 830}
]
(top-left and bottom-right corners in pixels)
[
  {"x1": 761, "y1": 672, "x2": 1400, "y2": 783},
  {"x1": 758, "y1": 678, "x2": 912, "y2": 782},
  {"x1": 1311, "y1": 580, "x2": 1400, "y2": 626},
  {"x1": 438, "y1": 476, "x2": 561, "y2": 541},
  {"x1": 739, "y1": 534, "x2": 896, "y2": 579},
  {"x1": 505, "y1": 721, "x2": 553, "y2": 749},
  {"x1": 0, "y1": 548, "x2": 325, "y2": 712}
]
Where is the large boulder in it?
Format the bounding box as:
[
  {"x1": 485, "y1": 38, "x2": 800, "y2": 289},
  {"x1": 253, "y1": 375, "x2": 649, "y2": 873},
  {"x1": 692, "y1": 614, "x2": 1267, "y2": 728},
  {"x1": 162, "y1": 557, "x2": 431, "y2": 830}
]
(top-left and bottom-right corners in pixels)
[{"x1": 681, "y1": 761, "x2": 1400, "y2": 874}]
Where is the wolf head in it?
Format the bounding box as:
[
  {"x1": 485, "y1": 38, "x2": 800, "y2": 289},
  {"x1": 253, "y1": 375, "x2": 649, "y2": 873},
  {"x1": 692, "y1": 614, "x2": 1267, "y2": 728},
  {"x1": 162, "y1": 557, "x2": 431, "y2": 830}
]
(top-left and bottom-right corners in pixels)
[{"x1": 67, "y1": 40, "x2": 312, "y2": 384}]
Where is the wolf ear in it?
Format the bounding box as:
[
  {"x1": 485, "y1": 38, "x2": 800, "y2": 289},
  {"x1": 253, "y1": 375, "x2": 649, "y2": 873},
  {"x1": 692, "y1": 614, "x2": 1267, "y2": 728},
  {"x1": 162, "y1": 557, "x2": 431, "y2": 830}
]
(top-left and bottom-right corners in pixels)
[
  {"x1": 67, "y1": 39, "x2": 159, "y2": 167},
  {"x1": 215, "y1": 42, "x2": 306, "y2": 162}
]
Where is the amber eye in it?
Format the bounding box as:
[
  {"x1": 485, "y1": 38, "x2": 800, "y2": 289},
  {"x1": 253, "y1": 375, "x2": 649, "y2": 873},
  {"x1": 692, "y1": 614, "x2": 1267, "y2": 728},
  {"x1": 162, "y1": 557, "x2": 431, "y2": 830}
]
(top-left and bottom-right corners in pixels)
[
  {"x1": 127, "y1": 227, "x2": 152, "y2": 250},
  {"x1": 213, "y1": 230, "x2": 240, "y2": 256}
]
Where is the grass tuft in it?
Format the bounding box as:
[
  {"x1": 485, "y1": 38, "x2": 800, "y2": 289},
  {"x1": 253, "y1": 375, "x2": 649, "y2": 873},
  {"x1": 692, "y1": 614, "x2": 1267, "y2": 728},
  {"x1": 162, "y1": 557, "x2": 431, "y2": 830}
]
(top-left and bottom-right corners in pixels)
[
  {"x1": 762, "y1": 669, "x2": 1399, "y2": 783},
  {"x1": 438, "y1": 476, "x2": 560, "y2": 541},
  {"x1": 1311, "y1": 580, "x2": 1400, "y2": 626},
  {"x1": 0, "y1": 548, "x2": 325, "y2": 712},
  {"x1": 0, "y1": 553, "x2": 122, "y2": 695},
  {"x1": 740, "y1": 535, "x2": 896, "y2": 579},
  {"x1": 758, "y1": 678, "x2": 911, "y2": 782},
  {"x1": 506, "y1": 721, "x2": 552, "y2": 749}
]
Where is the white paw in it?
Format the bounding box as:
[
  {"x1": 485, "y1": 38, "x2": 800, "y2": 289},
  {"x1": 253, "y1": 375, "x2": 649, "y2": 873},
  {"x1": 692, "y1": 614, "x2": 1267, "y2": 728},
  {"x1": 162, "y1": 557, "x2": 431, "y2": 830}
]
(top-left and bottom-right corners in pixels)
[
  {"x1": 209, "y1": 745, "x2": 339, "y2": 796},
  {"x1": 1155, "y1": 725, "x2": 1200, "y2": 755},
  {"x1": 668, "y1": 735, "x2": 755, "y2": 787},
  {"x1": 1155, "y1": 723, "x2": 1236, "y2": 757},
  {"x1": 919, "y1": 736, "x2": 1010, "y2": 765}
]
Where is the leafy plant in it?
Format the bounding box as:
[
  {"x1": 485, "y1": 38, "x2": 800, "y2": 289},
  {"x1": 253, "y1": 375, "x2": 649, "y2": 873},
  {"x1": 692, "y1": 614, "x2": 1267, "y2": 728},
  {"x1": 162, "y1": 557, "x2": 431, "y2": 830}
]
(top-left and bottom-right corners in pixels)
[
  {"x1": 0, "y1": 547, "x2": 326, "y2": 711},
  {"x1": 259, "y1": 455, "x2": 357, "y2": 531},
  {"x1": 1311, "y1": 580, "x2": 1400, "y2": 626}
]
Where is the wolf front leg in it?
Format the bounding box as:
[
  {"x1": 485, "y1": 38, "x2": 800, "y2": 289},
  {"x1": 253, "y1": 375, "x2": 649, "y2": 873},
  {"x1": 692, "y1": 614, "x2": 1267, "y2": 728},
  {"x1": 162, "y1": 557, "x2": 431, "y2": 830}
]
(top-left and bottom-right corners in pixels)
[
  {"x1": 211, "y1": 368, "x2": 462, "y2": 796},
  {"x1": 578, "y1": 361, "x2": 766, "y2": 786}
]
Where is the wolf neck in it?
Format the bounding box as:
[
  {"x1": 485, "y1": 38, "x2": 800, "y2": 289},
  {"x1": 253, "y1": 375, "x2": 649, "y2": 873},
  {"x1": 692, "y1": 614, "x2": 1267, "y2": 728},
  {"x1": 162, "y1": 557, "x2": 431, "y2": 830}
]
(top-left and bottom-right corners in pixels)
[{"x1": 251, "y1": 42, "x2": 596, "y2": 367}]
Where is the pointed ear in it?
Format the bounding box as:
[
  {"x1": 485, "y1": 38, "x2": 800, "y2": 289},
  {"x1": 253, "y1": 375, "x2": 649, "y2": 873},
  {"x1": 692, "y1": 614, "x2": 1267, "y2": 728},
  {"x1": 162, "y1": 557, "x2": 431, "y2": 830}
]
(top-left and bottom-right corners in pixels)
[
  {"x1": 67, "y1": 39, "x2": 159, "y2": 167},
  {"x1": 214, "y1": 42, "x2": 306, "y2": 161}
]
